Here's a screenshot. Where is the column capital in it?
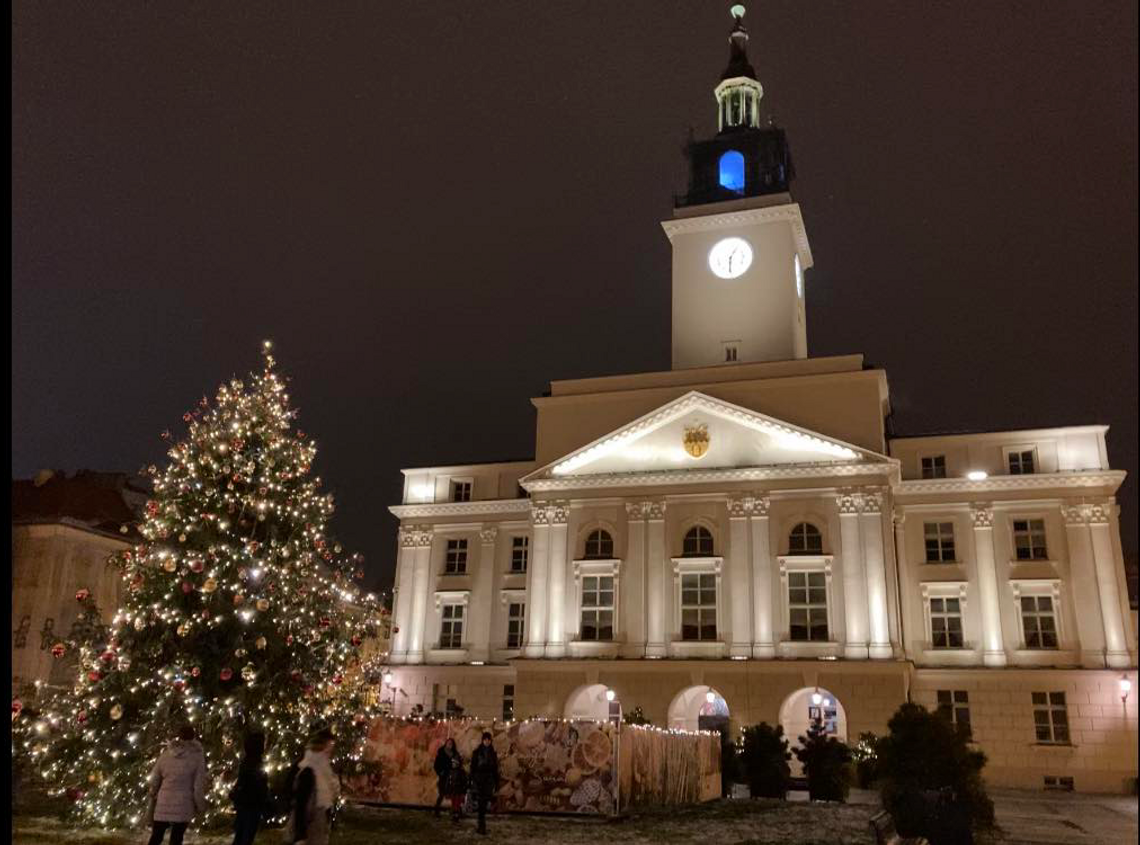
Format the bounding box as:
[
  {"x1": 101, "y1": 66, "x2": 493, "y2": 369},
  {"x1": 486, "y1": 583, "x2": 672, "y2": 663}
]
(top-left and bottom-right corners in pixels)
[
  {"x1": 891, "y1": 507, "x2": 906, "y2": 527},
  {"x1": 479, "y1": 526, "x2": 498, "y2": 544},
  {"x1": 644, "y1": 500, "x2": 667, "y2": 521},
  {"x1": 727, "y1": 494, "x2": 768, "y2": 518},
  {"x1": 970, "y1": 503, "x2": 994, "y2": 529},
  {"x1": 861, "y1": 491, "x2": 884, "y2": 515},
  {"x1": 399, "y1": 525, "x2": 433, "y2": 547},
  {"x1": 837, "y1": 491, "x2": 862, "y2": 515},
  {"x1": 1062, "y1": 500, "x2": 1114, "y2": 526},
  {"x1": 531, "y1": 500, "x2": 570, "y2": 525}
]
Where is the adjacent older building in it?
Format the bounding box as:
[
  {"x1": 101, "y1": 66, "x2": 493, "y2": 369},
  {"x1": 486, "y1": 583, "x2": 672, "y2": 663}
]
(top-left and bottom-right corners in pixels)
[
  {"x1": 11, "y1": 470, "x2": 146, "y2": 695},
  {"x1": 384, "y1": 9, "x2": 1138, "y2": 793}
]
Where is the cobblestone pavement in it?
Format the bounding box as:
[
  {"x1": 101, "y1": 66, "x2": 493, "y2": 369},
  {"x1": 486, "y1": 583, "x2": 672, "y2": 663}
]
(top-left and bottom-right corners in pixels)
[{"x1": 982, "y1": 787, "x2": 1138, "y2": 844}]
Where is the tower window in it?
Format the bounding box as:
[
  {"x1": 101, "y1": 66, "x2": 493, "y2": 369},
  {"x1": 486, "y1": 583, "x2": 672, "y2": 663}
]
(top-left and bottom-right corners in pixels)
[
  {"x1": 584, "y1": 529, "x2": 614, "y2": 559},
  {"x1": 718, "y1": 150, "x2": 745, "y2": 194},
  {"x1": 724, "y1": 343, "x2": 739, "y2": 362}
]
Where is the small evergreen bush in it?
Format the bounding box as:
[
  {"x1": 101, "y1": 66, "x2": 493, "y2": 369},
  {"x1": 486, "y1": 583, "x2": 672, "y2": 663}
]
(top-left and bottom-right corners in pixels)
[
  {"x1": 793, "y1": 717, "x2": 853, "y2": 802},
  {"x1": 739, "y1": 722, "x2": 792, "y2": 799},
  {"x1": 851, "y1": 731, "x2": 881, "y2": 788}
]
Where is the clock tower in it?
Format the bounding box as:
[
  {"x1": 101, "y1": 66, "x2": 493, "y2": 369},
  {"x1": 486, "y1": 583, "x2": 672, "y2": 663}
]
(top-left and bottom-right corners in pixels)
[{"x1": 663, "y1": 5, "x2": 813, "y2": 370}]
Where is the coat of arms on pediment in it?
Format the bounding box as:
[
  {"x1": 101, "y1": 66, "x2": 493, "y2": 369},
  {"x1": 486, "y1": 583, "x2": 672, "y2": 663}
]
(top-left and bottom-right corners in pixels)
[{"x1": 682, "y1": 423, "x2": 710, "y2": 459}]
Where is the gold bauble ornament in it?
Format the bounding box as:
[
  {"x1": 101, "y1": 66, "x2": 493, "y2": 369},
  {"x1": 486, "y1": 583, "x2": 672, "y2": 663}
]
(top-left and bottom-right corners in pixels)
[
  {"x1": 133, "y1": 617, "x2": 146, "y2": 631},
  {"x1": 241, "y1": 664, "x2": 256, "y2": 681},
  {"x1": 110, "y1": 704, "x2": 123, "y2": 720},
  {"x1": 203, "y1": 578, "x2": 218, "y2": 593},
  {"x1": 233, "y1": 594, "x2": 245, "y2": 606},
  {"x1": 255, "y1": 636, "x2": 267, "y2": 650},
  {"x1": 163, "y1": 559, "x2": 177, "y2": 572},
  {"x1": 256, "y1": 599, "x2": 270, "y2": 611}
]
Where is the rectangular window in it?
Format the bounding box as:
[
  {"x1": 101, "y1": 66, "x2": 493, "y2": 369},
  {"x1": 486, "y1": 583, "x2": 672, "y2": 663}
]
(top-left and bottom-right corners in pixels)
[
  {"x1": 921, "y1": 455, "x2": 947, "y2": 479},
  {"x1": 433, "y1": 683, "x2": 461, "y2": 716},
  {"x1": 444, "y1": 539, "x2": 468, "y2": 574},
  {"x1": 510, "y1": 536, "x2": 529, "y2": 573},
  {"x1": 450, "y1": 480, "x2": 472, "y2": 502},
  {"x1": 924, "y1": 522, "x2": 957, "y2": 562},
  {"x1": 680, "y1": 573, "x2": 717, "y2": 641},
  {"x1": 13, "y1": 614, "x2": 31, "y2": 649},
  {"x1": 930, "y1": 598, "x2": 964, "y2": 648},
  {"x1": 580, "y1": 575, "x2": 615, "y2": 641},
  {"x1": 1043, "y1": 776, "x2": 1074, "y2": 791},
  {"x1": 506, "y1": 602, "x2": 525, "y2": 649},
  {"x1": 1012, "y1": 519, "x2": 1048, "y2": 560},
  {"x1": 936, "y1": 690, "x2": 971, "y2": 737},
  {"x1": 1021, "y1": 595, "x2": 1058, "y2": 648},
  {"x1": 439, "y1": 604, "x2": 464, "y2": 649},
  {"x1": 725, "y1": 346, "x2": 738, "y2": 362},
  {"x1": 1008, "y1": 449, "x2": 1036, "y2": 475},
  {"x1": 788, "y1": 571, "x2": 829, "y2": 641},
  {"x1": 39, "y1": 617, "x2": 55, "y2": 650},
  {"x1": 1032, "y1": 691, "x2": 1070, "y2": 744},
  {"x1": 502, "y1": 685, "x2": 515, "y2": 722}
]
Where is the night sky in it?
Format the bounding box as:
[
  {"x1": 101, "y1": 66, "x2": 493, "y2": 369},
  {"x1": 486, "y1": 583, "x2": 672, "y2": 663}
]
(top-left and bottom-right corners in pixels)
[{"x1": 13, "y1": 2, "x2": 1137, "y2": 595}]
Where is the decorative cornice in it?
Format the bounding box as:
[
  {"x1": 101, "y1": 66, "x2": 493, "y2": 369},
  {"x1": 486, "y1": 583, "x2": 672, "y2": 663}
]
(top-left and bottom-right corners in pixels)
[
  {"x1": 526, "y1": 461, "x2": 890, "y2": 493},
  {"x1": 390, "y1": 498, "x2": 531, "y2": 519},
  {"x1": 896, "y1": 471, "x2": 1125, "y2": 496},
  {"x1": 969, "y1": 504, "x2": 994, "y2": 529}
]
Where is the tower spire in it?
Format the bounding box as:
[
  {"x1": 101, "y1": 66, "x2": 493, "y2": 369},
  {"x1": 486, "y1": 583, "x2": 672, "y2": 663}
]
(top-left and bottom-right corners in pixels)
[{"x1": 715, "y1": 5, "x2": 763, "y2": 132}]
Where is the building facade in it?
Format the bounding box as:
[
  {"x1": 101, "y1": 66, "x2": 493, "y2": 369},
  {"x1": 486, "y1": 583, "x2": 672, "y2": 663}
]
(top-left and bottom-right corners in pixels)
[{"x1": 384, "y1": 8, "x2": 1138, "y2": 793}]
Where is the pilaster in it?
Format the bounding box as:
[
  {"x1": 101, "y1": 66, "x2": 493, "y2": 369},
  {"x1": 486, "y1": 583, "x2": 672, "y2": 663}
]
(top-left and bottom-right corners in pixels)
[
  {"x1": 1070, "y1": 501, "x2": 1131, "y2": 668},
  {"x1": 468, "y1": 526, "x2": 498, "y2": 662},
  {"x1": 624, "y1": 502, "x2": 649, "y2": 655},
  {"x1": 645, "y1": 501, "x2": 668, "y2": 658},
  {"x1": 525, "y1": 503, "x2": 551, "y2": 657},
  {"x1": 727, "y1": 495, "x2": 755, "y2": 658},
  {"x1": 390, "y1": 527, "x2": 418, "y2": 662},
  {"x1": 405, "y1": 526, "x2": 434, "y2": 664},
  {"x1": 545, "y1": 502, "x2": 570, "y2": 658},
  {"x1": 970, "y1": 504, "x2": 1006, "y2": 667},
  {"x1": 838, "y1": 491, "x2": 869, "y2": 660},
  {"x1": 860, "y1": 491, "x2": 893, "y2": 659}
]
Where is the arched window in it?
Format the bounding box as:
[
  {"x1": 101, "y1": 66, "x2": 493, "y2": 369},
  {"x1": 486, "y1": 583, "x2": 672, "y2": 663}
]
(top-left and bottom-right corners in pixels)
[
  {"x1": 683, "y1": 525, "x2": 715, "y2": 557},
  {"x1": 718, "y1": 150, "x2": 745, "y2": 194},
  {"x1": 584, "y1": 529, "x2": 614, "y2": 559},
  {"x1": 788, "y1": 523, "x2": 823, "y2": 555}
]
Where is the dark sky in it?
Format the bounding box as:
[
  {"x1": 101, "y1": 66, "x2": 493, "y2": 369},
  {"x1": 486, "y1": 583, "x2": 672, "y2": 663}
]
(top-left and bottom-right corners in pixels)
[{"x1": 13, "y1": 2, "x2": 1137, "y2": 595}]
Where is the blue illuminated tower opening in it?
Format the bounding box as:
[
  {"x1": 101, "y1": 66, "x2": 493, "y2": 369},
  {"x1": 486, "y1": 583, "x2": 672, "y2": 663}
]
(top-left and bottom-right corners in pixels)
[{"x1": 718, "y1": 150, "x2": 745, "y2": 193}]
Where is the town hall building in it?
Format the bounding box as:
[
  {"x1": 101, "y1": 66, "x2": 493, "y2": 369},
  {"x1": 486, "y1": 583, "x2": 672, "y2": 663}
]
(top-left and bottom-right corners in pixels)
[{"x1": 385, "y1": 7, "x2": 1137, "y2": 793}]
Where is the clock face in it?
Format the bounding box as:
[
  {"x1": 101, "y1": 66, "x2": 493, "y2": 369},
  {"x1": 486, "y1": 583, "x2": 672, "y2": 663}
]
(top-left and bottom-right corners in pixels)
[{"x1": 708, "y1": 237, "x2": 753, "y2": 279}]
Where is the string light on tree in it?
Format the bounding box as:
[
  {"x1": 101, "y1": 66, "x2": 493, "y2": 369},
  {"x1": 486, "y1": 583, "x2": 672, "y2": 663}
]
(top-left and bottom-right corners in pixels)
[{"x1": 12, "y1": 342, "x2": 386, "y2": 828}]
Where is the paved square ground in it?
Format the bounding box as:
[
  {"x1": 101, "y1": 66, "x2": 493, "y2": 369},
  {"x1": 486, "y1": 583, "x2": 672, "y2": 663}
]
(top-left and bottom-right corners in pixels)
[{"x1": 980, "y1": 787, "x2": 1138, "y2": 845}]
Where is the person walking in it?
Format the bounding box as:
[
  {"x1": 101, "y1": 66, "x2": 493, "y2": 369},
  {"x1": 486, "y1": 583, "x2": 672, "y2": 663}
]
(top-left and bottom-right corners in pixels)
[
  {"x1": 230, "y1": 732, "x2": 269, "y2": 845},
  {"x1": 432, "y1": 738, "x2": 458, "y2": 818},
  {"x1": 288, "y1": 729, "x2": 340, "y2": 845},
  {"x1": 469, "y1": 732, "x2": 500, "y2": 836},
  {"x1": 146, "y1": 724, "x2": 208, "y2": 845},
  {"x1": 443, "y1": 741, "x2": 467, "y2": 823}
]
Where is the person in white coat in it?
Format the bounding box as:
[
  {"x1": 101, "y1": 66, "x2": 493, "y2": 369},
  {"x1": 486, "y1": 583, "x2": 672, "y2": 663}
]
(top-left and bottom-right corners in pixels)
[
  {"x1": 147, "y1": 724, "x2": 209, "y2": 845},
  {"x1": 289, "y1": 729, "x2": 339, "y2": 845}
]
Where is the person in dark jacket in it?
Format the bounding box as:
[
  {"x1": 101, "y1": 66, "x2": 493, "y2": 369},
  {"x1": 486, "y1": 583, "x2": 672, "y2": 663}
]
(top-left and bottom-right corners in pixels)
[
  {"x1": 469, "y1": 732, "x2": 500, "y2": 835},
  {"x1": 432, "y1": 738, "x2": 459, "y2": 818},
  {"x1": 230, "y1": 732, "x2": 269, "y2": 845},
  {"x1": 443, "y1": 741, "x2": 467, "y2": 823}
]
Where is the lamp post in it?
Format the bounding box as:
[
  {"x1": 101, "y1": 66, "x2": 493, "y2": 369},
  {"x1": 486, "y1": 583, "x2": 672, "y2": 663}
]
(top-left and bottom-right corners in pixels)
[
  {"x1": 1120, "y1": 675, "x2": 1131, "y2": 716},
  {"x1": 382, "y1": 670, "x2": 395, "y2": 713}
]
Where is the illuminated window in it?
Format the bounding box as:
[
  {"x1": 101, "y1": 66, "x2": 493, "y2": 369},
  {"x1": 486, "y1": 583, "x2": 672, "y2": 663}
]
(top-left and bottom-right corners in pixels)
[
  {"x1": 584, "y1": 529, "x2": 614, "y2": 559},
  {"x1": 439, "y1": 605, "x2": 464, "y2": 649},
  {"x1": 1032, "y1": 692, "x2": 1069, "y2": 744},
  {"x1": 924, "y1": 522, "x2": 957, "y2": 562},
  {"x1": 580, "y1": 576, "x2": 615, "y2": 641},
  {"x1": 1012, "y1": 519, "x2": 1048, "y2": 560},
  {"x1": 510, "y1": 536, "x2": 529, "y2": 573},
  {"x1": 788, "y1": 572, "x2": 829, "y2": 641},
  {"x1": 502, "y1": 685, "x2": 515, "y2": 721},
  {"x1": 788, "y1": 523, "x2": 823, "y2": 555},
  {"x1": 683, "y1": 526, "x2": 715, "y2": 557},
  {"x1": 681, "y1": 573, "x2": 717, "y2": 641},
  {"x1": 444, "y1": 539, "x2": 468, "y2": 574},
  {"x1": 506, "y1": 602, "x2": 525, "y2": 648},
  {"x1": 718, "y1": 150, "x2": 745, "y2": 194},
  {"x1": 929, "y1": 597, "x2": 964, "y2": 648}
]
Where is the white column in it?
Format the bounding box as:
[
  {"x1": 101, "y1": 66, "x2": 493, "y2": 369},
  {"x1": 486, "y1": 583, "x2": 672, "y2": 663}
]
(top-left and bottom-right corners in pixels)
[
  {"x1": 727, "y1": 496, "x2": 753, "y2": 658},
  {"x1": 971, "y1": 504, "x2": 1006, "y2": 667},
  {"x1": 750, "y1": 497, "x2": 774, "y2": 658},
  {"x1": 645, "y1": 501, "x2": 668, "y2": 657},
  {"x1": 545, "y1": 501, "x2": 570, "y2": 658},
  {"x1": 861, "y1": 492, "x2": 892, "y2": 659},
  {"x1": 390, "y1": 528, "x2": 418, "y2": 662},
  {"x1": 624, "y1": 502, "x2": 648, "y2": 656},
  {"x1": 1086, "y1": 502, "x2": 1131, "y2": 668},
  {"x1": 468, "y1": 526, "x2": 497, "y2": 663},
  {"x1": 892, "y1": 510, "x2": 913, "y2": 659},
  {"x1": 406, "y1": 528, "x2": 434, "y2": 664},
  {"x1": 525, "y1": 503, "x2": 550, "y2": 658},
  {"x1": 838, "y1": 492, "x2": 869, "y2": 660},
  {"x1": 1062, "y1": 502, "x2": 1108, "y2": 666}
]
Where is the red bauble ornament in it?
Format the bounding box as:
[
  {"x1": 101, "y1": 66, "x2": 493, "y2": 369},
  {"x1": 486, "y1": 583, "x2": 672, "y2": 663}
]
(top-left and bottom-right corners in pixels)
[
  {"x1": 51, "y1": 643, "x2": 66, "y2": 658},
  {"x1": 290, "y1": 670, "x2": 302, "y2": 682},
  {"x1": 285, "y1": 635, "x2": 294, "y2": 645},
  {"x1": 99, "y1": 651, "x2": 115, "y2": 663},
  {"x1": 189, "y1": 559, "x2": 204, "y2": 573},
  {"x1": 302, "y1": 685, "x2": 314, "y2": 697},
  {"x1": 77, "y1": 710, "x2": 88, "y2": 724},
  {"x1": 332, "y1": 675, "x2": 343, "y2": 685},
  {"x1": 191, "y1": 666, "x2": 201, "y2": 677},
  {"x1": 220, "y1": 668, "x2": 233, "y2": 682},
  {"x1": 319, "y1": 618, "x2": 331, "y2": 629},
  {"x1": 87, "y1": 671, "x2": 101, "y2": 683},
  {"x1": 172, "y1": 678, "x2": 185, "y2": 691},
  {"x1": 12, "y1": 699, "x2": 23, "y2": 719},
  {"x1": 75, "y1": 588, "x2": 90, "y2": 602},
  {"x1": 393, "y1": 626, "x2": 400, "y2": 635},
  {"x1": 181, "y1": 581, "x2": 193, "y2": 594},
  {"x1": 351, "y1": 635, "x2": 362, "y2": 647}
]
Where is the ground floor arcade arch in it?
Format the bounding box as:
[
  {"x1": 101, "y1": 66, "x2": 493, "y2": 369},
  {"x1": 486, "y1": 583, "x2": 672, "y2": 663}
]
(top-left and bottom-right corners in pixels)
[{"x1": 667, "y1": 685, "x2": 730, "y2": 732}]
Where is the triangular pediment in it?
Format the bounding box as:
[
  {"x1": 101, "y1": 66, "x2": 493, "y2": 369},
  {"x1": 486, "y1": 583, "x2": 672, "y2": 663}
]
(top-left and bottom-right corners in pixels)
[{"x1": 522, "y1": 392, "x2": 892, "y2": 489}]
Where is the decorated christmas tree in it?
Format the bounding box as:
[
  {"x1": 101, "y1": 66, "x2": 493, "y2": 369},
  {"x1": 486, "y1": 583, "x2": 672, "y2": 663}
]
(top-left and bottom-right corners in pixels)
[{"x1": 14, "y1": 342, "x2": 383, "y2": 828}]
